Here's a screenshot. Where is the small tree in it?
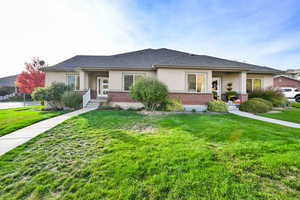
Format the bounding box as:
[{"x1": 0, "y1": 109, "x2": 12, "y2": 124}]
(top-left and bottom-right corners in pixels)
[
  {"x1": 32, "y1": 82, "x2": 70, "y2": 110},
  {"x1": 16, "y1": 58, "x2": 46, "y2": 94},
  {"x1": 130, "y1": 77, "x2": 168, "y2": 111},
  {"x1": 31, "y1": 87, "x2": 48, "y2": 105}
]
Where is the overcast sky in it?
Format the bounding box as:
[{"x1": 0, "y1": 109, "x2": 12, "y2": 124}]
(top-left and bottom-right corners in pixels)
[{"x1": 0, "y1": 0, "x2": 300, "y2": 77}]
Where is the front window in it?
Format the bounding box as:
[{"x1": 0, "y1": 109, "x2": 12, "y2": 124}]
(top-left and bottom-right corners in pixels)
[
  {"x1": 246, "y1": 79, "x2": 252, "y2": 93},
  {"x1": 66, "y1": 75, "x2": 80, "y2": 90},
  {"x1": 123, "y1": 74, "x2": 144, "y2": 91},
  {"x1": 253, "y1": 79, "x2": 262, "y2": 90},
  {"x1": 247, "y1": 78, "x2": 262, "y2": 92},
  {"x1": 187, "y1": 73, "x2": 207, "y2": 93}
]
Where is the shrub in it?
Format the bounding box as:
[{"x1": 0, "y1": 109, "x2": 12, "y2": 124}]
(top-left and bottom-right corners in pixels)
[
  {"x1": 32, "y1": 87, "x2": 48, "y2": 101},
  {"x1": 32, "y1": 87, "x2": 49, "y2": 105},
  {"x1": 130, "y1": 77, "x2": 168, "y2": 111},
  {"x1": 250, "y1": 98, "x2": 273, "y2": 109},
  {"x1": 291, "y1": 102, "x2": 300, "y2": 108},
  {"x1": 31, "y1": 82, "x2": 70, "y2": 109},
  {"x1": 164, "y1": 98, "x2": 184, "y2": 112},
  {"x1": 62, "y1": 91, "x2": 82, "y2": 109},
  {"x1": 272, "y1": 97, "x2": 289, "y2": 107},
  {"x1": 208, "y1": 100, "x2": 228, "y2": 112},
  {"x1": 0, "y1": 86, "x2": 15, "y2": 96},
  {"x1": 225, "y1": 91, "x2": 238, "y2": 101},
  {"x1": 248, "y1": 88, "x2": 287, "y2": 107},
  {"x1": 239, "y1": 99, "x2": 272, "y2": 113}
]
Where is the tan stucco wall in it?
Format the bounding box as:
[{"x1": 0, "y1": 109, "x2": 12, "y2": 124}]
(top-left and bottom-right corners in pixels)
[
  {"x1": 217, "y1": 72, "x2": 241, "y2": 93},
  {"x1": 46, "y1": 70, "x2": 274, "y2": 95},
  {"x1": 109, "y1": 70, "x2": 156, "y2": 92},
  {"x1": 45, "y1": 72, "x2": 67, "y2": 87},
  {"x1": 247, "y1": 73, "x2": 274, "y2": 89},
  {"x1": 157, "y1": 68, "x2": 212, "y2": 93},
  {"x1": 45, "y1": 72, "x2": 80, "y2": 87}
]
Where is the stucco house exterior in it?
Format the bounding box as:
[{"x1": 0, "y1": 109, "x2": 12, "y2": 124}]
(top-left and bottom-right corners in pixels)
[{"x1": 43, "y1": 48, "x2": 280, "y2": 109}]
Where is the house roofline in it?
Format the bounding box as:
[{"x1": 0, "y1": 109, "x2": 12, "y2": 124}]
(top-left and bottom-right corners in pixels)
[
  {"x1": 274, "y1": 75, "x2": 300, "y2": 82},
  {"x1": 153, "y1": 64, "x2": 250, "y2": 71},
  {"x1": 42, "y1": 65, "x2": 281, "y2": 75}
]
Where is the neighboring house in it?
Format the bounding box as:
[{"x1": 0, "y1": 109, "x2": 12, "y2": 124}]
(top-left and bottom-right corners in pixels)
[
  {"x1": 0, "y1": 75, "x2": 17, "y2": 88},
  {"x1": 43, "y1": 48, "x2": 280, "y2": 109},
  {"x1": 274, "y1": 75, "x2": 300, "y2": 89},
  {"x1": 0, "y1": 75, "x2": 18, "y2": 93},
  {"x1": 0, "y1": 75, "x2": 18, "y2": 100}
]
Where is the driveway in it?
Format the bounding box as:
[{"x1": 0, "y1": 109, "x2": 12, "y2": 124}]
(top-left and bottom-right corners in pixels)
[{"x1": 0, "y1": 101, "x2": 40, "y2": 109}]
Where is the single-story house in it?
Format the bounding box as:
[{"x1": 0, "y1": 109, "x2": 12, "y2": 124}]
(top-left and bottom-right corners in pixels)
[
  {"x1": 43, "y1": 48, "x2": 281, "y2": 110},
  {"x1": 274, "y1": 75, "x2": 300, "y2": 89},
  {"x1": 0, "y1": 75, "x2": 17, "y2": 88}
]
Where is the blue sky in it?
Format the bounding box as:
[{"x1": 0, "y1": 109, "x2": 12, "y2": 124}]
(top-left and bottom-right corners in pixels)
[{"x1": 0, "y1": 0, "x2": 300, "y2": 77}]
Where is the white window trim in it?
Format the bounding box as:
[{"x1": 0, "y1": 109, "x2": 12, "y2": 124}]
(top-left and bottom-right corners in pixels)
[
  {"x1": 66, "y1": 74, "x2": 80, "y2": 91},
  {"x1": 122, "y1": 72, "x2": 146, "y2": 91},
  {"x1": 185, "y1": 72, "x2": 208, "y2": 93},
  {"x1": 247, "y1": 78, "x2": 264, "y2": 92}
]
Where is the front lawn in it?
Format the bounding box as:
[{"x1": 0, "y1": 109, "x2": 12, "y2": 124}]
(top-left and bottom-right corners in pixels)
[
  {"x1": 0, "y1": 106, "x2": 67, "y2": 137},
  {"x1": 0, "y1": 111, "x2": 300, "y2": 199},
  {"x1": 259, "y1": 108, "x2": 300, "y2": 124}
]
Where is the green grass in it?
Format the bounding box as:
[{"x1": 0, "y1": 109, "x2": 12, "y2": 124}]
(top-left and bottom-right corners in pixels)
[
  {"x1": 1, "y1": 110, "x2": 300, "y2": 199},
  {"x1": 0, "y1": 106, "x2": 67, "y2": 137},
  {"x1": 259, "y1": 108, "x2": 300, "y2": 124}
]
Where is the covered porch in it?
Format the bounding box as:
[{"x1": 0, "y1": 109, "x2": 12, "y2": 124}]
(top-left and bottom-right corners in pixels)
[
  {"x1": 79, "y1": 70, "x2": 109, "y2": 99},
  {"x1": 211, "y1": 71, "x2": 248, "y2": 103}
]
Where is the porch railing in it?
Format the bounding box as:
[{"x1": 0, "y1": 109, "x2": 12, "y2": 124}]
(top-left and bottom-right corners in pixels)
[{"x1": 82, "y1": 88, "x2": 91, "y2": 108}]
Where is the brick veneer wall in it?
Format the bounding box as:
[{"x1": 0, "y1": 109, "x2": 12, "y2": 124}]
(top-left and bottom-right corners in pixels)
[
  {"x1": 108, "y1": 92, "x2": 137, "y2": 102},
  {"x1": 274, "y1": 76, "x2": 300, "y2": 88},
  {"x1": 108, "y1": 91, "x2": 213, "y2": 105}
]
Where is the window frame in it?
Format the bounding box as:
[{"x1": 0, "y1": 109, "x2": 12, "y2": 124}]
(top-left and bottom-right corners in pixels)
[
  {"x1": 122, "y1": 73, "x2": 146, "y2": 91},
  {"x1": 66, "y1": 74, "x2": 80, "y2": 91},
  {"x1": 186, "y1": 72, "x2": 208, "y2": 93},
  {"x1": 246, "y1": 78, "x2": 263, "y2": 93}
]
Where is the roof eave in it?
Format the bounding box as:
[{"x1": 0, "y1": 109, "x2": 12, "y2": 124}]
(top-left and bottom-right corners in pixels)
[
  {"x1": 77, "y1": 66, "x2": 155, "y2": 71},
  {"x1": 153, "y1": 64, "x2": 251, "y2": 71}
]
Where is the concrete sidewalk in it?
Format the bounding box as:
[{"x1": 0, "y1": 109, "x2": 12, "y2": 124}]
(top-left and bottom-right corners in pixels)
[
  {"x1": 0, "y1": 106, "x2": 97, "y2": 156},
  {"x1": 229, "y1": 110, "x2": 300, "y2": 129}
]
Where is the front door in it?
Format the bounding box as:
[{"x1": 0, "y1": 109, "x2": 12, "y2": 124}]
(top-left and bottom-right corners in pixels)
[
  {"x1": 97, "y1": 77, "x2": 109, "y2": 97},
  {"x1": 212, "y1": 77, "x2": 222, "y2": 99}
]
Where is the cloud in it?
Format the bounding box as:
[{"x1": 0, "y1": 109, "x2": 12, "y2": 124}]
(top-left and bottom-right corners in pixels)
[{"x1": 0, "y1": 0, "x2": 145, "y2": 77}]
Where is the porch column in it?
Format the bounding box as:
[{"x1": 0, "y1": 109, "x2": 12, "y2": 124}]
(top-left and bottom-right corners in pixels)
[
  {"x1": 239, "y1": 71, "x2": 247, "y2": 94},
  {"x1": 79, "y1": 70, "x2": 89, "y2": 90},
  {"x1": 239, "y1": 71, "x2": 248, "y2": 102},
  {"x1": 207, "y1": 70, "x2": 212, "y2": 93}
]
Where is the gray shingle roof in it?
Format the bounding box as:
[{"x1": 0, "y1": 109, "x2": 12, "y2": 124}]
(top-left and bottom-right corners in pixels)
[
  {"x1": 43, "y1": 48, "x2": 281, "y2": 73},
  {"x1": 0, "y1": 75, "x2": 17, "y2": 87}
]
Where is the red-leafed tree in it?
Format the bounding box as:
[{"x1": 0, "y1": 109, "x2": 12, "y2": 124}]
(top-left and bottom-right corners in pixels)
[{"x1": 16, "y1": 58, "x2": 46, "y2": 93}]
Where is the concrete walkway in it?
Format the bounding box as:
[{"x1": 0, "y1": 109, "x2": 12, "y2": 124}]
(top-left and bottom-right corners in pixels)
[
  {"x1": 229, "y1": 110, "x2": 300, "y2": 129},
  {"x1": 0, "y1": 106, "x2": 97, "y2": 156}
]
